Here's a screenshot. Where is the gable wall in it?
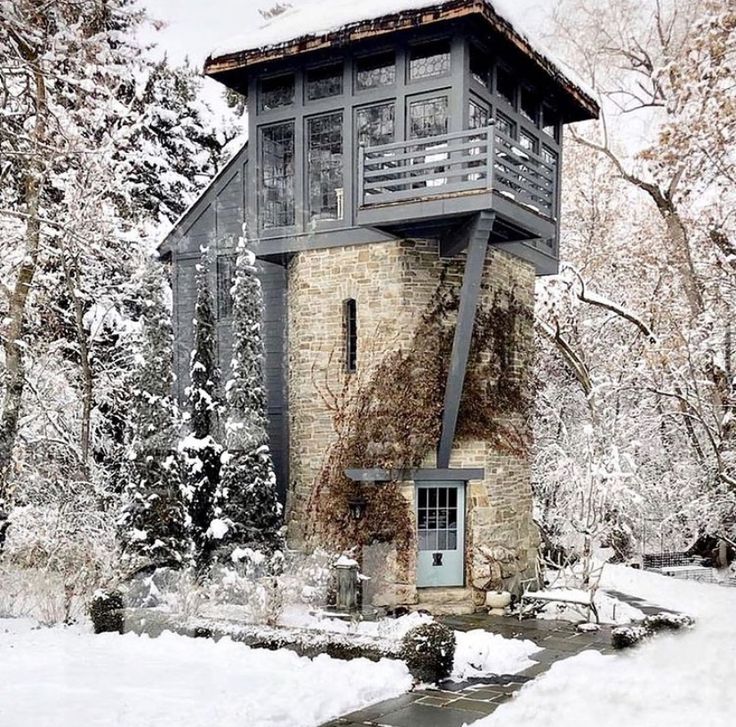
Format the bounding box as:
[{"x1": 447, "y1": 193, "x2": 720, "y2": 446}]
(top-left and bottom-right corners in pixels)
[{"x1": 166, "y1": 145, "x2": 289, "y2": 502}]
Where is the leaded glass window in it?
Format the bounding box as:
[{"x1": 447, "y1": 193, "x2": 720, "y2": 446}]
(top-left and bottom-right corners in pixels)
[
  {"x1": 409, "y1": 41, "x2": 451, "y2": 80},
  {"x1": 469, "y1": 100, "x2": 490, "y2": 130},
  {"x1": 306, "y1": 64, "x2": 343, "y2": 101},
  {"x1": 307, "y1": 112, "x2": 344, "y2": 221},
  {"x1": 469, "y1": 45, "x2": 490, "y2": 88},
  {"x1": 356, "y1": 103, "x2": 395, "y2": 147},
  {"x1": 520, "y1": 130, "x2": 538, "y2": 153},
  {"x1": 542, "y1": 105, "x2": 559, "y2": 139},
  {"x1": 259, "y1": 74, "x2": 295, "y2": 112},
  {"x1": 355, "y1": 52, "x2": 396, "y2": 90},
  {"x1": 261, "y1": 122, "x2": 295, "y2": 229},
  {"x1": 496, "y1": 65, "x2": 516, "y2": 107},
  {"x1": 409, "y1": 96, "x2": 449, "y2": 139},
  {"x1": 217, "y1": 255, "x2": 236, "y2": 318},
  {"x1": 496, "y1": 111, "x2": 515, "y2": 139},
  {"x1": 520, "y1": 87, "x2": 539, "y2": 124}
]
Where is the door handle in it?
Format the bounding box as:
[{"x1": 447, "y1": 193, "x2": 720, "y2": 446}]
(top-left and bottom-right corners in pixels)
[{"x1": 432, "y1": 552, "x2": 443, "y2": 566}]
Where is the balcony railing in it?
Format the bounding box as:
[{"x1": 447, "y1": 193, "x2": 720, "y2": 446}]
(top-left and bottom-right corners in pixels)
[{"x1": 358, "y1": 125, "x2": 557, "y2": 219}]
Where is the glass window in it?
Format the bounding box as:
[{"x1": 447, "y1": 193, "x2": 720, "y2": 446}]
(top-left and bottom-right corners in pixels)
[
  {"x1": 520, "y1": 130, "x2": 538, "y2": 153},
  {"x1": 344, "y1": 298, "x2": 357, "y2": 373},
  {"x1": 496, "y1": 65, "x2": 516, "y2": 106},
  {"x1": 469, "y1": 45, "x2": 489, "y2": 88},
  {"x1": 409, "y1": 96, "x2": 449, "y2": 139},
  {"x1": 355, "y1": 52, "x2": 396, "y2": 90},
  {"x1": 217, "y1": 255, "x2": 236, "y2": 318},
  {"x1": 409, "y1": 40, "x2": 451, "y2": 80},
  {"x1": 356, "y1": 103, "x2": 395, "y2": 147},
  {"x1": 259, "y1": 74, "x2": 295, "y2": 112},
  {"x1": 542, "y1": 105, "x2": 559, "y2": 139},
  {"x1": 542, "y1": 146, "x2": 558, "y2": 166},
  {"x1": 307, "y1": 112, "x2": 344, "y2": 221},
  {"x1": 260, "y1": 121, "x2": 295, "y2": 228},
  {"x1": 520, "y1": 87, "x2": 539, "y2": 123},
  {"x1": 496, "y1": 111, "x2": 515, "y2": 138},
  {"x1": 306, "y1": 63, "x2": 343, "y2": 101},
  {"x1": 469, "y1": 100, "x2": 490, "y2": 130}
]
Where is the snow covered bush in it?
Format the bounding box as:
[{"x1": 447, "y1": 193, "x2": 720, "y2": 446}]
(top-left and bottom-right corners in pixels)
[
  {"x1": 215, "y1": 240, "x2": 283, "y2": 559},
  {"x1": 0, "y1": 495, "x2": 119, "y2": 624},
  {"x1": 89, "y1": 590, "x2": 124, "y2": 634},
  {"x1": 400, "y1": 622, "x2": 456, "y2": 684}
]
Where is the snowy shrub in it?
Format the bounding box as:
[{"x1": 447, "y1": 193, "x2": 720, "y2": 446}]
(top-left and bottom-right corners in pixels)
[
  {"x1": 611, "y1": 624, "x2": 650, "y2": 650},
  {"x1": 400, "y1": 622, "x2": 456, "y2": 684},
  {"x1": 642, "y1": 612, "x2": 695, "y2": 633},
  {"x1": 1, "y1": 498, "x2": 119, "y2": 624},
  {"x1": 89, "y1": 590, "x2": 124, "y2": 634}
]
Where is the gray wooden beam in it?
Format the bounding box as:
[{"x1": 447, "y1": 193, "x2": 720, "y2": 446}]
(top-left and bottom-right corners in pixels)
[
  {"x1": 345, "y1": 468, "x2": 485, "y2": 482},
  {"x1": 437, "y1": 210, "x2": 494, "y2": 468}
]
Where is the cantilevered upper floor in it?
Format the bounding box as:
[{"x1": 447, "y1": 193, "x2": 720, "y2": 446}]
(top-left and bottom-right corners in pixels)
[{"x1": 204, "y1": 0, "x2": 599, "y2": 274}]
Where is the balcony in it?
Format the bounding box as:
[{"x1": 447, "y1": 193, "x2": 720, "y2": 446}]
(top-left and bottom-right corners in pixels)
[{"x1": 356, "y1": 126, "x2": 558, "y2": 242}]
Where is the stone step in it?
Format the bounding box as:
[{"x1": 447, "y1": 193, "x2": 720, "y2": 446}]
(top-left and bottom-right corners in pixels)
[{"x1": 413, "y1": 587, "x2": 477, "y2": 615}]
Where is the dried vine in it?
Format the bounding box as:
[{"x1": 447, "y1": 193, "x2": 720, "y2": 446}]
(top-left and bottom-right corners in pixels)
[{"x1": 308, "y1": 271, "x2": 534, "y2": 572}]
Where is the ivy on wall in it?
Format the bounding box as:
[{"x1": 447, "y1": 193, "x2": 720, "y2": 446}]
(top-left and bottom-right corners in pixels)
[{"x1": 307, "y1": 268, "x2": 534, "y2": 573}]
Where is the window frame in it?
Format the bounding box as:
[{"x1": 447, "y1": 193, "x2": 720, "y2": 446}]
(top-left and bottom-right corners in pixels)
[
  {"x1": 305, "y1": 62, "x2": 344, "y2": 102},
  {"x1": 259, "y1": 119, "x2": 297, "y2": 231},
  {"x1": 354, "y1": 50, "x2": 397, "y2": 92},
  {"x1": 306, "y1": 110, "x2": 345, "y2": 224},
  {"x1": 258, "y1": 73, "x2": 296, "y2": 114},
  {"x1": 408, "y1": 39, "x2": 452, "y2": 83}
]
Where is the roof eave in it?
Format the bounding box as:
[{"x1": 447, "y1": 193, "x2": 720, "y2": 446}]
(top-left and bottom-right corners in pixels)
[{"x1": 204, "y1": 0, "x2": 599, "y2": 121}]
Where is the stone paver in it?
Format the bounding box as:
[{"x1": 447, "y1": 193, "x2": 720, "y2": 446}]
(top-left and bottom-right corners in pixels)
[{"x1": 321, "y1": 590, "x2": 672, "y2": 727}]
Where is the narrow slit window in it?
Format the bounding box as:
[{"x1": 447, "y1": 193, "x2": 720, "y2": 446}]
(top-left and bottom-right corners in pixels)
[{"x1": 344, "y1": 298, "x2": 357, "y2": 373}]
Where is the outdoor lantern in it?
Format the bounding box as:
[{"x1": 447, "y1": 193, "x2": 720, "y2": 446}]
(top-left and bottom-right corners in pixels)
[{"x1": 348, "y1": 495, "x2": 367, "y2": 521}]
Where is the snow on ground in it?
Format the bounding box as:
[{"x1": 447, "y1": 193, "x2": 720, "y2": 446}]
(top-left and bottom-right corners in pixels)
[
  {"x1": 470, "y1": 567, "x2": 736, "y2": 727},
  {"x1": 453, "y1": 630, "x2": 539, "y2": 680},
  {"x1": 0, "y1": 619, "x2": 411, "y2": 727}
]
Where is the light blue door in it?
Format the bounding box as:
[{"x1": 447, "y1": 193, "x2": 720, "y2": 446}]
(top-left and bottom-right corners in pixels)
[{"x1": 416, "y1": 482, "x2": 465, "y2": 588}]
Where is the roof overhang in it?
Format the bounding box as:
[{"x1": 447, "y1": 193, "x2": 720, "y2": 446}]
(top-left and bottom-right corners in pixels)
[{"x1": 204, "y1": 0, "x2": 599, "y2": 122}]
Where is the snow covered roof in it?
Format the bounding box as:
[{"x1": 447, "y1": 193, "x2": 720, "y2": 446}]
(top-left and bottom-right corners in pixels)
[{"x1": 205, "y1": 0, "x2": 598, "y2": 120}]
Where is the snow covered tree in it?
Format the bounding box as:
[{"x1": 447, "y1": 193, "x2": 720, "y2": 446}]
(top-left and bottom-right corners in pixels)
[
  {"x1": 118, "y1": 262, "x2": 187, "y2": 570},
  {"x1": 215, "y1": 239, "x2": 283, "y2": 557},
  {"x1": 180, "y1": 249, "x2": 223, "y2": 568}
]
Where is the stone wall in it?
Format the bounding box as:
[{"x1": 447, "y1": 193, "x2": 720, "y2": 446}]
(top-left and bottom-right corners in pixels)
[{"x1": 286, "y1": 238, "x2": 539, "y2": 606}]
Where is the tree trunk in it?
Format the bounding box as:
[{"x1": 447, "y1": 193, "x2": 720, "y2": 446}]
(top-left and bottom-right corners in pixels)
[{"x1": 0, "y1": 54, "x2": 47, "y2": 546}]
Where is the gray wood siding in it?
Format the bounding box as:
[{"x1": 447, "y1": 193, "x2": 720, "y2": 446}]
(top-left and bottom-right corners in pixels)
[{"x1": 165, "y1": 144, "x2": 289, "y2": 502}]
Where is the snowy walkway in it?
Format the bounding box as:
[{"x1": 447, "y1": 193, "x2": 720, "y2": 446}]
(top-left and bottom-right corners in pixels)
[{"x1": 0, "y1": 619, "x2": 411, "y2": 727}]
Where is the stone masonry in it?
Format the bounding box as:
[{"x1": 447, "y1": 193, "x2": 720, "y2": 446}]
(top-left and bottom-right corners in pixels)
[{"x1": 286, "y1": 238, "x2": 539, "y2": 608}]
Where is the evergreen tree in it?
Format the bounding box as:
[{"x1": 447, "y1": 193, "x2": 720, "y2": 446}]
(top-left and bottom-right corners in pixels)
[
  {"x1": 118, "y1": 261, "x2": 187, "y2": 570},
  {"x1": 180, "y1": 249, "x2": 223, "y2": 568},
  {"x1": 216, "y1": 239, "x2": 283, "y2": 556}
]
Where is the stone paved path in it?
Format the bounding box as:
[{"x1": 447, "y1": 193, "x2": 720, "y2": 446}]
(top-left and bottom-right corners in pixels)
[{"x1": 321, "y1": 588, "x2": 669, "y2": 727}]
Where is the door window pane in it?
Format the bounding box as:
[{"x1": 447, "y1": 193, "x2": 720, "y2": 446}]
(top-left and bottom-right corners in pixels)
[
  {"x1": 409, "y1": 41, "x2": 451, "y2": 80},
  {"x1": 307, "y1": 112, "x2": 344, "y2": 221},
  {"x1": 409, "y1": 96, "x2": 449, "y2": 139},
  {"x1": 259, "y1": 74, "x2": 295, "y2": 112},
  {"x1": 356, "y1": 103, "x2": 395, "y2": 147},
  {"x1": 306, "y1": 64, "x2": 343, "y2": 101},
  {"x1": 261, "y1": 122, "x2": 295, "y2": 228},
  {"x1": 447, "y1": 530, "x2": 458, "y2": 550},
  {"x1": 356, "y1": 52, "x2": 396, "y2": 90}
]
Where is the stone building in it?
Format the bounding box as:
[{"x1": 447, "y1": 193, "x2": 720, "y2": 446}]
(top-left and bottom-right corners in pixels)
[{"x1": 161, "y1": 0, "x2": 598, "y2": 613}]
